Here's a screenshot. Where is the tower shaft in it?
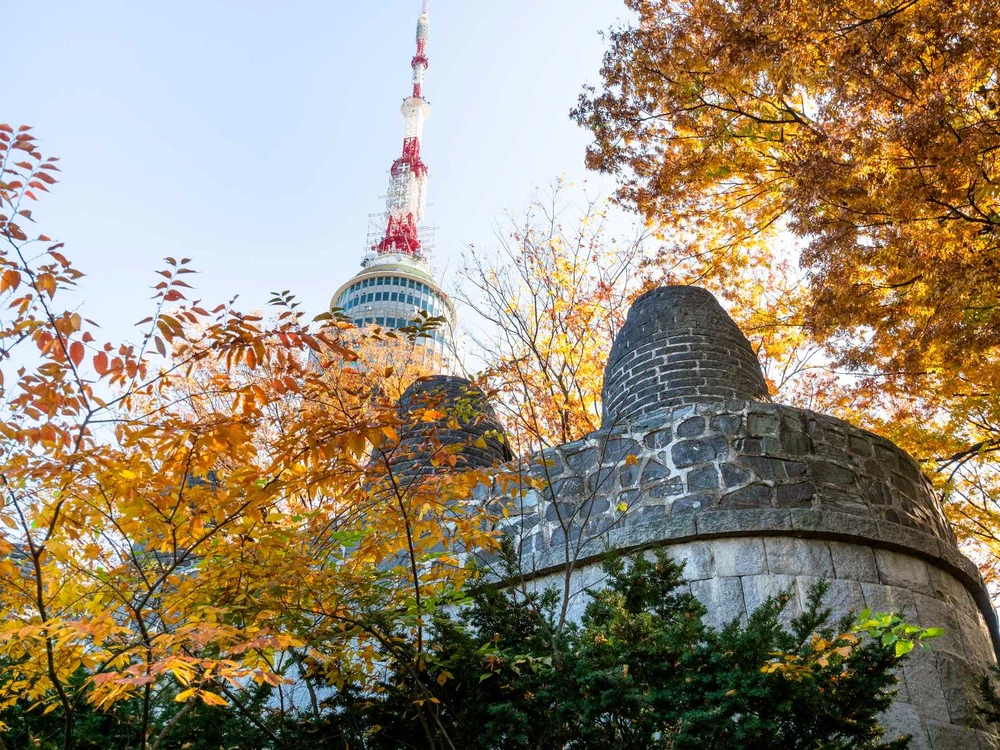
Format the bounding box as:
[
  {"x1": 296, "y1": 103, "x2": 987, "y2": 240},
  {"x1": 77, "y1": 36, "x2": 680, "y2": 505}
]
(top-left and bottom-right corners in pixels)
[{"x1": 377, "y1": 2, "x2": 431, "y2": 257}]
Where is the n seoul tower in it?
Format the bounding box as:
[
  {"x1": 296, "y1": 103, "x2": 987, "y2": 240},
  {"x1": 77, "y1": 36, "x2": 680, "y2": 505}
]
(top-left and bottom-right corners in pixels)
[{"x1": 330, "y1": 0, "x2": 456, "y2": 371}]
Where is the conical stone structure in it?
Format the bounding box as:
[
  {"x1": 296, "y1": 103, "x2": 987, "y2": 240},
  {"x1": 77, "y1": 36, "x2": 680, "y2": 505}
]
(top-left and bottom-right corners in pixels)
[
  {"x1": 494, "y1": 286, "x2": 998, "y2": 748},
  {"x1": 379, "y1": 375, "x2": 512, "y2": 482}
]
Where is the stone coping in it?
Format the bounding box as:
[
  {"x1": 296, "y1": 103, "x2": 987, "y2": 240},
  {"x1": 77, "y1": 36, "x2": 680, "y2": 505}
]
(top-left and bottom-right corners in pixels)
[{"x1": 512, "y1": 508, "x2": 1000, "y2": 660}]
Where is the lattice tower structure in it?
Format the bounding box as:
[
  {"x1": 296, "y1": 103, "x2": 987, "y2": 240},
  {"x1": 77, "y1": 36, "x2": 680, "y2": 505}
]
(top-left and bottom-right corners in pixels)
[{"x1": 377, "y1": 0, "x2": 431, "y2": 258}]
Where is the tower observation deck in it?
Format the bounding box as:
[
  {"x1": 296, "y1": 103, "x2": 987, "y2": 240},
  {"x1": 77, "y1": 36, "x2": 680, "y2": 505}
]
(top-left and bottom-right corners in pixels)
[{"x1": 330, "y1": 1, "x2": 455, "y2": 372}]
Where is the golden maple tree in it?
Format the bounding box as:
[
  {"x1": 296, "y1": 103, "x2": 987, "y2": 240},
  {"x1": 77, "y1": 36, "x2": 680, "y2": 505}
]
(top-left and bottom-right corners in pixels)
[
  {"x1": 573, "y1": 0, "x2": 1000, "y2": 585},
  {"x1": 0, "y1": 125, "x2": 502, "y2": 750}
]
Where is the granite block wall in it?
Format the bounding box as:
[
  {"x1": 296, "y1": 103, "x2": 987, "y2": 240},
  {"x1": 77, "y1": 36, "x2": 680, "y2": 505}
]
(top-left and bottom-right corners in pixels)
[{"x1": 484, "y1": 286, "x2": 999, "y2": 748}]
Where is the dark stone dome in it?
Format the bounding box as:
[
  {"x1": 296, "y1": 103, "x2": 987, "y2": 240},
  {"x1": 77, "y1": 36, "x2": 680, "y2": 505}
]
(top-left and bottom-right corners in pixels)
[
  {"x1": 602, "y1": 286, "x2": 770, "y2": 427},
  {"x1": 388, "y1": 375, "x2": 512, "y2": 479}
]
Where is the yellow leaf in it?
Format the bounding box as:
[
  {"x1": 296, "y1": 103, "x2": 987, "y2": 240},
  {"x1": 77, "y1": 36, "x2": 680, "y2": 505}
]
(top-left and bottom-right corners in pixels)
[{"x1": 199, "y1": 691, "x2": 229, "y2": 707}]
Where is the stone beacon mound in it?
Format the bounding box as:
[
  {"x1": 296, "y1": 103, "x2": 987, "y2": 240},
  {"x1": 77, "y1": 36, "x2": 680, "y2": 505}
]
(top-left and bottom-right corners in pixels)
[
  {"x1": 487, "y1": 286, "x2": 1000, "y2": 748},
  {"x1": 385, "y1": 375, "x2": 513, "y2": 481}
]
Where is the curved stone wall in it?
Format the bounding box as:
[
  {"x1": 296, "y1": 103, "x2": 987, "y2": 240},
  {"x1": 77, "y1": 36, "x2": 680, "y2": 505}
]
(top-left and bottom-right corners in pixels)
[
  {"x1": 485, "y1": 286, "x2": 998, "y2": 748},
  {"x1": 517, "y1": 535, "x2": 996, "y2": 749}
]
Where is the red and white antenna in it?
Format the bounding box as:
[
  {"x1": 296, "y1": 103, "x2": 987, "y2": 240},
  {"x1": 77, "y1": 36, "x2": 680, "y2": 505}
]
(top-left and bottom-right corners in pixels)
[{"x1": 372, "y1": 0, "x2": 432, "y2": 258}]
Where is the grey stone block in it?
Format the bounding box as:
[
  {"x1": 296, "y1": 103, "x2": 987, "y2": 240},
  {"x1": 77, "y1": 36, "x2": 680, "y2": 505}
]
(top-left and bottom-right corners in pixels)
[
  {"x1": 721, "y1": 462, "x2": 750, "y2": 488},
  {"x1": 687, "y1": 465, "x2": 719, "y2": 490},
  {"x1": 747, "y1": 412, "x2": 780, "y2": 436},
  {"x1": 829, "y1": 541, "x2": 880, "y2": 583},
  {"x1": 861, "y1": 583, "x2": 919, "y2": 621},
  {"x1": 690, "y1": 576, "x2": 746, "y2": 629},
  {"x1": 880, "y1": 702, "x2": 930, "y2": 749},
  {"x1": 712, "y1": 537, "x2": 766, "y2": 577},
  {"x1": 673, "y1": 439, "x2": 721, "y2": 468},
  {"x1": 643, "y1": 428, "x2": 672, "y2": 449},
  {"x1": 775, "y1": 481, "x2": 816, "y2": 508},
  {"x1": 810, "y1": 460, "x2": 858, "y2": 486},
  {"x1": 649, "y1": 477, "x2": 684, "y2": 498},
  {"x1": 667, "y1": 541, "x2": 715, "y2": 581},
  {"x1": 710, "y1": 414, "x2": 741, "y2": 435},
  {"x1": 719, "y1": 483, "x2": 772, "y2": 509},
  {"x1": 878, "y1": 520, "x2": 943, "y2": 561},
  {"x1": 927, "y1": 565, "x2": 973, "y2": 610},
  {"x1": 677, "y1": 416, "x2": 706, "y2": 438},
  {"x1": 565, "y1": 446, "x2": 596, "y2": 474},
  {"x1": 848, "y1": 434, "x2": 873, "y2": 457},
  {"x1": 788, "y1": 509, "x2": 879, "y2": 540},
  {"x1": 695, "y1": 509, "x2": 792, "y2": 536},
  {"x1": 914, "y1": 593, "x2": 965, "y2": 657},
  {"x1": 903, "y1": 648, "x2": 952, "y2": 724},
  {"x1": 741, "y1": 574, "x2": 799, "y2": 625},
  {"x1": 599, "y1": 437, "x2": 641, "y2": 464},
  {"x1": 642, "y1": 460, "x2": 671, "y2": 485},
  {"x1": 795, "y1": 576, "x2": 865, "y2": 617},
  {"x1": 764, "y1": 537, "x2": 835, "y2": 577},
  {"x1": 606, "y1": 513, "x2": 697, "y2": 552},
  {"x1": 936, "y1": 651, "x2": 985, "y2": 726},
  {"x1": 957, "y1": 611, "x2": 995, "y2": 666},
  {"x1": 876, "y1": 549, "x2": 933, "y2": 595}
]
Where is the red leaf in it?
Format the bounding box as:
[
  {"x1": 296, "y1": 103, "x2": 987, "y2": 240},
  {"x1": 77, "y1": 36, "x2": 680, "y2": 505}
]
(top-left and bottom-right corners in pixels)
[
  {"x1": 93, "y1": 351, "x2": 109, "y2": 375},
  {"x1": 69, "y1": 341, "x2": 85, "y2": 367},
  {"x1": 0, "y1": 125, "x2": 12, "y2": 134}
]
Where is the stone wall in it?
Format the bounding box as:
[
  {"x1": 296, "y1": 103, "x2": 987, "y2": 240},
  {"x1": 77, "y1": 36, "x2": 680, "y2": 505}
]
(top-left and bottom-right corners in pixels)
[
  {"x1": 380, "y1": 375, "x2": 512, "y2": 480},
  {"x1": 483, "y1": 286, "x2": 999, "y2": 749}
]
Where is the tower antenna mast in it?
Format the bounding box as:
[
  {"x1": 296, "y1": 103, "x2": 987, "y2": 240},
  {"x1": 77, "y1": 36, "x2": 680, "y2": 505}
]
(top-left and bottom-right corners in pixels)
[{"x1": 373, "y1": 0, "x2": 432, "y2": 258}]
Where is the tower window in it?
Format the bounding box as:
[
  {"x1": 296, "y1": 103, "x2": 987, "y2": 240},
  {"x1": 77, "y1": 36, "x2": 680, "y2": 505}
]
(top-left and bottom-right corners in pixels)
[{"x1": 376, "y1": 317, "x2": 385, "y2": 326}]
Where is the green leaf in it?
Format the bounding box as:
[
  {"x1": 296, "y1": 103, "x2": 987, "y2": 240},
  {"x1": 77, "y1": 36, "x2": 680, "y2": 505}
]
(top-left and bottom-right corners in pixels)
[
  {"x1": 895, "y1": 640, "x2": 915, "y2": 658},
  {"x1": 920, "y1": 627, "x2": 945, "y2": 639}
]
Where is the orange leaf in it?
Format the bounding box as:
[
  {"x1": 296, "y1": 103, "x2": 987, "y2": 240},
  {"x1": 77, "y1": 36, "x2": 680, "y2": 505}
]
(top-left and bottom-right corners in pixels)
[
  {"x1": 69, "y1": 341, "x2": 84, "y2": 367},
  {"x1": 1, "y1": 269, "x2": 21, "y2": 293}
]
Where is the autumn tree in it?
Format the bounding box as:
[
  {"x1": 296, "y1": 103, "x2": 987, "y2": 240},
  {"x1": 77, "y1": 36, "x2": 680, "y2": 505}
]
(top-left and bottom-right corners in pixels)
[
  {"x1": 0, "y1": 124, "x2": 502, "y2": 750},
  {"x1": 459, "y1": 183, "x2": 647, "y2": 453},
  {"x1": 573, "y1": 0, "x2": 1000, "y2": 585}
]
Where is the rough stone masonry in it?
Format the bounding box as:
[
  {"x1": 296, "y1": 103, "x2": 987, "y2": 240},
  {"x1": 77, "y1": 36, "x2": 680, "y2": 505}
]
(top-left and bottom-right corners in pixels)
[{"x1": 403, "y1": 286, "x2": 1000, "y2": 749}]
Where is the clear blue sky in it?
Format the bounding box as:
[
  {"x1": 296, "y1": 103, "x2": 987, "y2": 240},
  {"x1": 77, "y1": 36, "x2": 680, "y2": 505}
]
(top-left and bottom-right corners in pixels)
[{"x1": 4, "y1": 0, "x2": 629, "y2": 343}]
